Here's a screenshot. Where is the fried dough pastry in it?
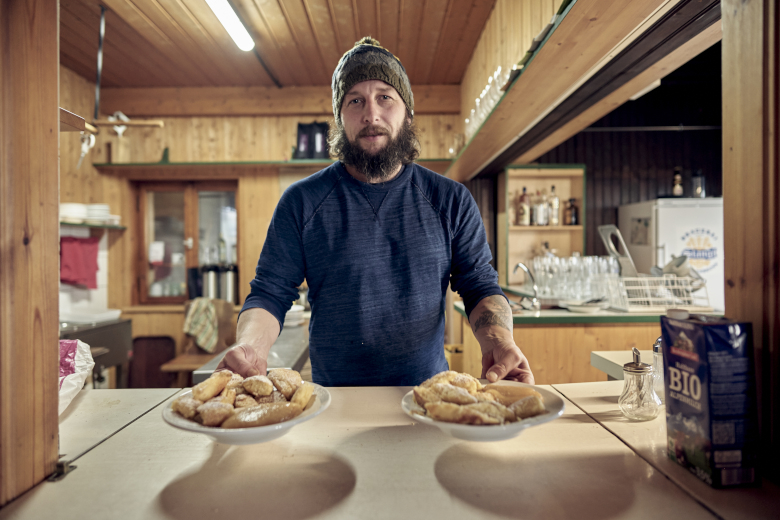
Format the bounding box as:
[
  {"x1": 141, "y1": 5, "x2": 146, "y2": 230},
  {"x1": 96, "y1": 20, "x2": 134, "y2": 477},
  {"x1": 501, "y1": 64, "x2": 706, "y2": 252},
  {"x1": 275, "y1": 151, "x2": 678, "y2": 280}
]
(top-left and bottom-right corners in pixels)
[
  {"x1": 226, "y1": 373, "x2": 245, "y2": 394},
  {"x1": 242, "y1": 375, "x2": 274, "y2": 398},
  {"x1": 267, "y1": 369, "x2": 303, "y2": 400},
  {"x1": 450, "y1": 373, "x2": 482, "y2": 393},
  {"x1": 196, "y1": 401, "x2": 234, "y2": 427},
  {"x1": 192, "y1": 370, "x2": 233, "y2": 401},
  {"x1": 464, "y1": 401, "x2": 516, "y2": 424},
  {"x1": 431, "y1": 383, "x2": 478, "y2": 405},
  {"x1": 472, "y1": 391, "x2": 497, "y2": 403},
  {"x1": 509, "y1": 395, "x2": 546, "y2": 420},
  {"x1": 234, "y1": 394, "x2": 259, "y2": 408},
  {"x1": 256, "y1": 390, "x2": 287, "y2": 404},
  {"x1": 291, "y1": 382, "x2": 314, "y2": 409},
  {"x1": 483, "y1": 383, "x2": 542, "y2": 407},
  {"x1": 210, "y1": 387, "x2": 236, "y2": 406},
  {"x1": 172, "y1": 396, "x2": 203, "y2": 419},
  {"x1": 221, "y1": 402, "x2": 303, "y2": 429},
  {"x1": 413, "y1": 385, "x2": 442, "y2": 407},
  {"x1": 419, "y1": 371, "x2": 459, "y2": 388},
  {"x1": 425, "y1": 402, "x2": 500, "y2": 425}
]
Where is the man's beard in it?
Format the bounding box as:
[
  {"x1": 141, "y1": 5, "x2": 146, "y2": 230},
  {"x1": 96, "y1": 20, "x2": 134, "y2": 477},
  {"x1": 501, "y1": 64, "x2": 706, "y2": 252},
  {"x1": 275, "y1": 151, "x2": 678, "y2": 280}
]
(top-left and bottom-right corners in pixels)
[{"x1": 338, "y1": 121, "x2": 419, "y2": 183}]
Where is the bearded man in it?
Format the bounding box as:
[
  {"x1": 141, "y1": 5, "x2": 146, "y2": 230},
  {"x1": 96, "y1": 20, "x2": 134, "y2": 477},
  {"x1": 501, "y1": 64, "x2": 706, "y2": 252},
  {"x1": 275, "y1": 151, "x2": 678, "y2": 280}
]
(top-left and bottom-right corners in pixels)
[{"x1": 220, "y1": 37, "x2": 534, "y2": 386}]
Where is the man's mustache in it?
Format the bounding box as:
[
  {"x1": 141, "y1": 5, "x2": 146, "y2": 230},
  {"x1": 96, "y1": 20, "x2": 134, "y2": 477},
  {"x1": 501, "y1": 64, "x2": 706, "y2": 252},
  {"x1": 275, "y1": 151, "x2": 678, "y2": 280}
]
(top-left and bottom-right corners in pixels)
[{"x1": 357, "y1": 125, "x2": 389, "y2": 138}]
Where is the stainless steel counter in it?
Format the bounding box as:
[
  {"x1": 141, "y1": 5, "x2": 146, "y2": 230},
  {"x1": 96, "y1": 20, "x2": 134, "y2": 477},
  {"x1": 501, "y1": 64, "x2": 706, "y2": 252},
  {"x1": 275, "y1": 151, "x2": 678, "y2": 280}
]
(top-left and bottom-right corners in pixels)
[{"x1": 192, "y1": 322, "x2": 309, "y2": 384}]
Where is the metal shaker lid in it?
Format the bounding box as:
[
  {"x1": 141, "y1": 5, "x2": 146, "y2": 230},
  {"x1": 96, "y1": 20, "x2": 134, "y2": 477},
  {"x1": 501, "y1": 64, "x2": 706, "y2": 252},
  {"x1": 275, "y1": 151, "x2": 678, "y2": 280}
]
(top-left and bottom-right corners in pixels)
[
  {"x1": 623, "y1": 347, "x2": 653, "y2": 374},
  {"x1": 653, "y1": 336, "x2": 663, "y2": 353}
]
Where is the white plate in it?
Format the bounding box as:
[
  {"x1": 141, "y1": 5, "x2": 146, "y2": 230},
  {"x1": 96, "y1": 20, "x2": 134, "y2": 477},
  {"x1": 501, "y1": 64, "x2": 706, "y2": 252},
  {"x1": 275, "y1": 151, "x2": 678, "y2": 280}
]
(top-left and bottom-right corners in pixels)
[
  {"x1": 401, "y1": 383, "x2": 565, "y2": 442},
  {"x1": 162, "y1": 384, "x2": 331, "y2": 445},
  {"x1": 566, "y1": 305, "x2": 604, "y2": 314}
]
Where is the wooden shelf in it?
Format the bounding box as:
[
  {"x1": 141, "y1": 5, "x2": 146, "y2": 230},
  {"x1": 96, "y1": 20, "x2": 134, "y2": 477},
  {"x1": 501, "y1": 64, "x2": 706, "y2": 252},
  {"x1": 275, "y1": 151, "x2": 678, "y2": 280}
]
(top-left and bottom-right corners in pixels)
[
  {"x1": 445, "y1": 0, "x2": 675, "y2": 182},
  {"x1": 60, "y1": 221, "x2": 126, "y2": 230},
  {"x1": 509, "y1": 225, "x2": 582, "y2": 231},
  {"x1": 507, "y1": 167, "x2": 584, "y2": 179},
  {"x1": 95, "y1": 158, "x2": 453, "y2": 180},
  {"x1": 59, "y1": 108, "x2": 85, "y2": 132}
]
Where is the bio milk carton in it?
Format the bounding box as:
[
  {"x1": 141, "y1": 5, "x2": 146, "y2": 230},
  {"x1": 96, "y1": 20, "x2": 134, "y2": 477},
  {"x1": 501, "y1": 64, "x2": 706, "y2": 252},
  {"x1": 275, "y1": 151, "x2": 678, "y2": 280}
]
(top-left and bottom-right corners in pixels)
[{"x1": 660, "y1": 310, "x2": 758, "y2": 487}]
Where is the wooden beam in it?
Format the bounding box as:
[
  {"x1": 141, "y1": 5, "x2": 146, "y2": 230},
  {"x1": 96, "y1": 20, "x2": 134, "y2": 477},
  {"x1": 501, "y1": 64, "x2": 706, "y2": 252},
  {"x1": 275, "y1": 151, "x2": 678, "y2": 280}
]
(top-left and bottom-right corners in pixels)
[
  {"x1": 92, "y1": 119, "x2": 165, "y2": 128},
  {"x1": 446, "y1": 0, "x2": 673, "y2": 182},
  {"x1": 99, "y1": 85, "x2": 461, "y2": 117},
  {"x1": 59, "y1": 107, "x2": 86, "y2": 132},
  {"x1": 722, "y1": 0, "x2": 780, "y2": 483},
  {"x1": 0, "y1": 0, "x2": 60, "y2": 505},
  {"x1": 514, "y1": 20, "x2": 722, "y2": 163}
]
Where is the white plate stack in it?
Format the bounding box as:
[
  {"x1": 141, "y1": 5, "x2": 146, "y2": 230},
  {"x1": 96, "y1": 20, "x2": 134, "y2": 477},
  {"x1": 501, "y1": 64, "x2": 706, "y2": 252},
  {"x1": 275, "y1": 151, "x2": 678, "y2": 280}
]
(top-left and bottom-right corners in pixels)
[
  {"x1": 284, "y1": 304, "x2": 305, "y2": 327},
  {"x1": 85, "y1": 204, "x2": 110, "y2": 225},
  {"x1": 60, "y1": 203, "x2": 88, "y2": 224}
]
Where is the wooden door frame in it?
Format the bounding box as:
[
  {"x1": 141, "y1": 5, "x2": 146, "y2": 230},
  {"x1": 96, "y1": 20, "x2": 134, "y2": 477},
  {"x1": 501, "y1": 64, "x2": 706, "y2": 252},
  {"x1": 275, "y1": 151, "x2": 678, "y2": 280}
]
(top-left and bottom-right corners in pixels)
[{"x1": 722, "y1": 0, "x2": 780, "y2": 482}]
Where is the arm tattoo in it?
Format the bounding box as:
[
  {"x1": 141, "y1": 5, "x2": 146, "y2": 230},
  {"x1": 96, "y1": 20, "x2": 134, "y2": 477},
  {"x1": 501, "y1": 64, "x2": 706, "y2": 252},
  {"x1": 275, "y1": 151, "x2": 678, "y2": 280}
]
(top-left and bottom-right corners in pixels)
[{"x1": 471, "y1": 296, "x2": 512, "y2": 333}]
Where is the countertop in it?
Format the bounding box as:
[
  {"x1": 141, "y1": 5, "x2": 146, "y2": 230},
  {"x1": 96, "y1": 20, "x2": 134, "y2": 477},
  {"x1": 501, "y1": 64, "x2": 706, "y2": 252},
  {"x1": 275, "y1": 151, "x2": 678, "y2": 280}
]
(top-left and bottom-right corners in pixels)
[
  {"x1": 3, "y1": 384, "x2": 731, "y2": 520},
  {"x1": 553, "y1": 381, "x2": 780, "y2": 520},
  {"x1": 591, "y1": 350, "x2": 653, "y2": 380},
  {"x1": 455, "y1": 301, "x2": 667, "y2": 324},
  {"x1": 192, "y1": 321, "x2": 309, "y2": 385}
]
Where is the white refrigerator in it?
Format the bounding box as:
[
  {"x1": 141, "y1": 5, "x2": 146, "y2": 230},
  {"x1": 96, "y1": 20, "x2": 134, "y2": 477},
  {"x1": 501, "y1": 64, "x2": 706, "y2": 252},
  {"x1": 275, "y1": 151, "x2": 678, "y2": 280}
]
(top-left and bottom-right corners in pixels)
[{"x1": 618, "y1": 198, "x2": 724, "y2": 311}]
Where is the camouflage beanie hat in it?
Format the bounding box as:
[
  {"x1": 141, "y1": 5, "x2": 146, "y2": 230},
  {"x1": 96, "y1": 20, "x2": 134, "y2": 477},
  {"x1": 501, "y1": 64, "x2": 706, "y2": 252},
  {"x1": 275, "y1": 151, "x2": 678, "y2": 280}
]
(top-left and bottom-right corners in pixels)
[{"x1": 331, "y1": 37, "x2": 414, "y2": 124}]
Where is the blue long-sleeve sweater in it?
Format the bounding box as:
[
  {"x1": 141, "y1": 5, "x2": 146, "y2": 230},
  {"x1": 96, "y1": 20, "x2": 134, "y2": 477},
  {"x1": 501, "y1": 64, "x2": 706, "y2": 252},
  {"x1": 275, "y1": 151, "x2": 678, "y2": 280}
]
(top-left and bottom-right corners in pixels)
[{"x1": 241, "y1": 161, "x2": 505, "y2": 386}]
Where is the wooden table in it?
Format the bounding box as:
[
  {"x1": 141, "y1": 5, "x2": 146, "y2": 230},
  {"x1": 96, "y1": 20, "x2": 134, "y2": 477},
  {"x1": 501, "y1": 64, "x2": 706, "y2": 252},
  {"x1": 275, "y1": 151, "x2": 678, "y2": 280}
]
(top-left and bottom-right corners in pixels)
[
  {"x1": 1, "y1": 385, "x2": 731, "y2": 519},
  {"x1": 553, "y1": 381, "x2": 780, "y2": 520},
  {"x1": 161, "y1": 354, "x2": 217, "y2": 387}
]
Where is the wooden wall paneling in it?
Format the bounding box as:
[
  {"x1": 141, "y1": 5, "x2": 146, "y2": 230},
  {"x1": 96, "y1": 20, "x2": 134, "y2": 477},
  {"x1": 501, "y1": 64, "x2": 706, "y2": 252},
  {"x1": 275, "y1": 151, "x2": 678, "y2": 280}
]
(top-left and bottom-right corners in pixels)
[
  {"x1": 301, "y1": 0, "x2": 342, "y2": 71},
  {"x1": 461, "y1": 319, "x2": 661, "y2": 384},
  {"x1": 61, "y1": 0, "x2": 193, "y2": 87},
  {"x1": 0, "y1": 0, "x2": 60, "y2": 504},
  {"x1": 409, "y1": 0, "x2": 449, "y2": 84},
  {"x1": 354, "y1": 0, "x2": 378, "y2": 44},
  {"x1": 253, "y1": 0, "x2": 315, "y2": 85},
  {"x1": 277, "y1": 0, "x2": 331, "y2": 83},
  {"x1": 119, "y1": 0, "x2": 242, "y2": 86},
  {"x1": 100, "y1": 85, "x2": 460, "y2": 117},
  {"x1": 722, "y1": 0, "x2": 780, "y2": 482},
  {"x1": 376, "y1": 0, "x2": 400, "y2": 53},
  {"x1": 459, "y1": 0, "x2": 550, "y2": 121},
  {"x1": 237, "y1": 173, "x2": 281, "y2": 300},
  {"x1": 60, "y1": 5, "x2": 167, "y2": 88},
  {"x1": 444, "y1": 0, "x2": 496, "y2": 86},
  {"x1": 97, "y1": 0, "x2": 214, "y2": 86},
  {"x1": 178, "y1": 0, "x2": 272, "y2": 86}
]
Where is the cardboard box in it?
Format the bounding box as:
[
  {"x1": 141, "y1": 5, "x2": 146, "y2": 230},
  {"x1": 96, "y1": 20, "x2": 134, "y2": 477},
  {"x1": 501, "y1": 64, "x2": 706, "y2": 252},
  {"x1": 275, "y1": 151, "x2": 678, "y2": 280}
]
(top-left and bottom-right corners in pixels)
[{"x1": 661, "y1": 312, "x2": 758, "y2": 487}]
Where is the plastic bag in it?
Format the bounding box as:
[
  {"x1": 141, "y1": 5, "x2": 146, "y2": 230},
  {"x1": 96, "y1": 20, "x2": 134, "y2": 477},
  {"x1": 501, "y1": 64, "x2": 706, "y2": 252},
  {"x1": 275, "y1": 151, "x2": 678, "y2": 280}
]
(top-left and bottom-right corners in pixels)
[{"x1": 59, "y1": 339, "x2": 95, "y2": 415}]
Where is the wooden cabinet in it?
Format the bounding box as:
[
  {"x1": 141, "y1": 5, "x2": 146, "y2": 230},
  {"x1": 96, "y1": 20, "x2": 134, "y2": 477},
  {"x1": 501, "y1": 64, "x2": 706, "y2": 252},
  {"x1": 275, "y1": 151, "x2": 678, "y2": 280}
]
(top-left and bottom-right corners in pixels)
[{"x1": 497, "y1": 165, "x2": 585, "y2": 286}]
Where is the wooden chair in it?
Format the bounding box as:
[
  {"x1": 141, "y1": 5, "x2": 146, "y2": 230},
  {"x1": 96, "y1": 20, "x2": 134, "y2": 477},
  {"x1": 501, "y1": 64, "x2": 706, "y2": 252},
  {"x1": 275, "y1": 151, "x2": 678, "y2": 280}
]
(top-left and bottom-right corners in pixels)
[{"x1": 160, "y1": 299, "x2": 236, "y2": 387}]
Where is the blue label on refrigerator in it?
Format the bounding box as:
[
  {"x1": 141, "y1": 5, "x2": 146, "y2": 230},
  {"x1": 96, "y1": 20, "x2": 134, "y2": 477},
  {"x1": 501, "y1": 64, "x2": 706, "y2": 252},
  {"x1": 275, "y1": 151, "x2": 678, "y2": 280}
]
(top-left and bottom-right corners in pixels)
[{"x1": 680, "y1": 228, "x2": 719, "y2": 273}]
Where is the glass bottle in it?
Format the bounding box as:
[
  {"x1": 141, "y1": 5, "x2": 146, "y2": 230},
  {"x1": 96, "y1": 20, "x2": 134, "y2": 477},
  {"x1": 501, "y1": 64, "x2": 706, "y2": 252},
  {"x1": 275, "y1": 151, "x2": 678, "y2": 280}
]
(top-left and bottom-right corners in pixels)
[
  {"x1": 652, "y1": 336, "x2": 665, "y2": 404},
  {"x1": 218, "y1": 234, "x2": 227, "y2": 264},
  {"x1": 672, "y1": 167, "x2": 684, "y2": 197},
  {"x1": 533, "y1": 190, "x2": 549, "y2": 226},
  {"x1": 549, "y1": 185, "x2": 560, "y2": 226},
  {"x1": 619, "y1": 348, "x2": 661, "y2": 421},
  {"x1": 564, "y1": 198, "x2": 579, "y2": 225},
  {"x1": 518, "y1": 187, "x2": 531, "y2": 226}
]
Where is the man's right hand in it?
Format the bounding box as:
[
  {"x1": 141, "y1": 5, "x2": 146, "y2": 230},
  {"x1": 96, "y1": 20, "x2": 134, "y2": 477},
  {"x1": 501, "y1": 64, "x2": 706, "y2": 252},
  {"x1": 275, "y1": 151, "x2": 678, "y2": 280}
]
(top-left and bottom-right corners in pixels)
[{"x1": 216, "y1": 343, "x2": 267, "y2": 377}]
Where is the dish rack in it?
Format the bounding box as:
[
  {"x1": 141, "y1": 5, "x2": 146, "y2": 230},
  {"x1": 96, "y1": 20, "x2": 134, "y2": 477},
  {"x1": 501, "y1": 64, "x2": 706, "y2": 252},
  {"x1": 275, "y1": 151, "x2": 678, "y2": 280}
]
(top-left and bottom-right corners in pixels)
[{"x1": 606, "y1": 275, "x2": 713, "y2": 313}]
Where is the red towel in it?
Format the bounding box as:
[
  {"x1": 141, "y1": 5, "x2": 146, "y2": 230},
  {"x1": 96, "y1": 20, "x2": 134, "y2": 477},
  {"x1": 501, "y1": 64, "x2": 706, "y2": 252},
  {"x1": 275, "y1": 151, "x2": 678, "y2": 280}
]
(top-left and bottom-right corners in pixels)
[{"x1": 60, "y1": 236, "x2": 100, "y2": 289}]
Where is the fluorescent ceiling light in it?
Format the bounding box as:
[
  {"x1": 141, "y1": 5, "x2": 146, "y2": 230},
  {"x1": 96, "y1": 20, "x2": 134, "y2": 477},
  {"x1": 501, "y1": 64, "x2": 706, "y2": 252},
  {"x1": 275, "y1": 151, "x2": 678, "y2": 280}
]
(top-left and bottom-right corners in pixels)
[{"x1": 205, "y1": 0, "x2": 255, "y2": 52}]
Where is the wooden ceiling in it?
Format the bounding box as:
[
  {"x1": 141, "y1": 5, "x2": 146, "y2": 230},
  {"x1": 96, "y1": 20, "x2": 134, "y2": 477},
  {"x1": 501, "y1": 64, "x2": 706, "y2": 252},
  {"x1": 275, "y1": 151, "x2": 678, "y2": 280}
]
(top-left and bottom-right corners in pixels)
[{"x1": 60, "y1": 0, "x2": 496, "y2": 88}]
